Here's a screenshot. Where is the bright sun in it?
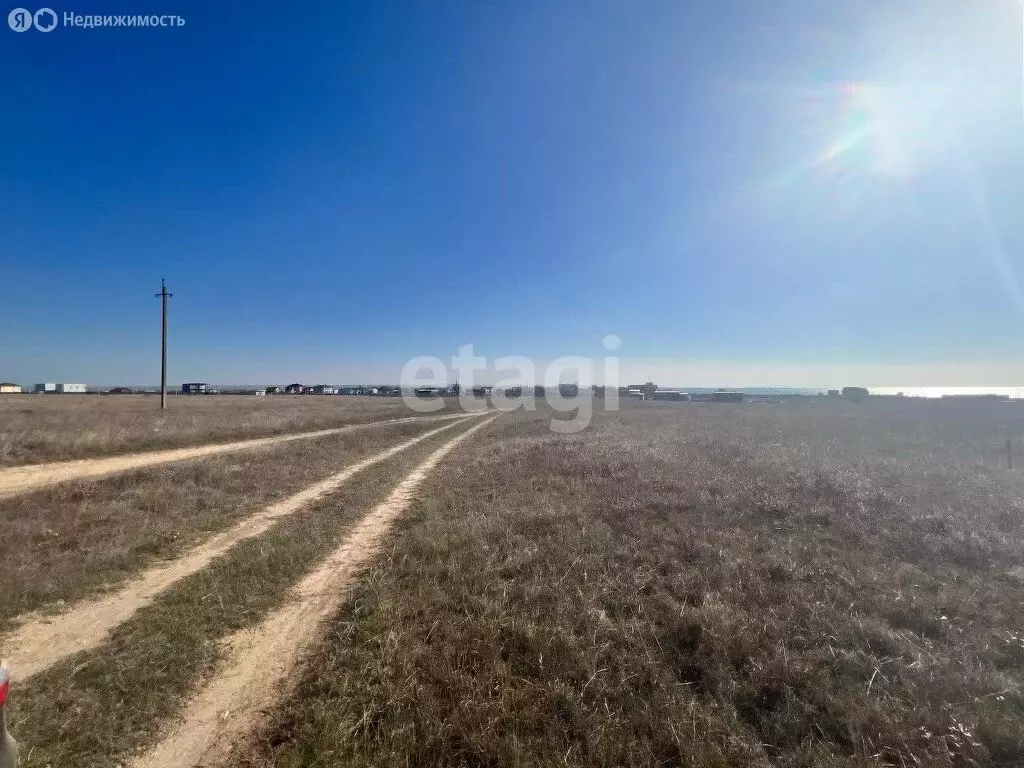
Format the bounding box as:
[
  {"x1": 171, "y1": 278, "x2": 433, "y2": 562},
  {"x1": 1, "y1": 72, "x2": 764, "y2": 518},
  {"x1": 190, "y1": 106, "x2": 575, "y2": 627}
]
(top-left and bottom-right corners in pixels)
[{"x1": 813, "y1": 80, "x2": 949, "y2": 180}]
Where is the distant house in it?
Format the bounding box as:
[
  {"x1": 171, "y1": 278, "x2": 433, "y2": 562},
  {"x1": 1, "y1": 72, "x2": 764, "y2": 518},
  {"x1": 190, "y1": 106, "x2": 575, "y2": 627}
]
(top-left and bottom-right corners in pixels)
[
  {"x1": 284, "y1": 383, "x2": 304, "y2": 395},
  {"x1": 264, "y1": 386, "x2": 283, "y2": 395},
  {"x1": 652, "y1": 390, "x2": 687, "y2": 401},
  {"x1": 622, "y1": 382, "x2": 658, "y2": 400},
  {"x1": 181, "y1": 382, "x2": 208, "y2": 395},
  {"x1": 415, "y1": 386, "x2": 442, "y2": 398},
  {"x1": 308, "y1": 385, "x2": 338, "y2": 395},
  {"x1": 35, "y1": 383, "x2": 87, "y2": 394},
  {"x1": 0, "y1": 382, "x2": 21, "y2": 394},
  {"x1": 472, "y1": 386, "x2": 492, "y2": 397},
  {"x1": 842, "y1": 386, "x2": 869, "y2": 403},
  {"x1": 711, "y1": 390, "x2": 744, "y2": 403}
]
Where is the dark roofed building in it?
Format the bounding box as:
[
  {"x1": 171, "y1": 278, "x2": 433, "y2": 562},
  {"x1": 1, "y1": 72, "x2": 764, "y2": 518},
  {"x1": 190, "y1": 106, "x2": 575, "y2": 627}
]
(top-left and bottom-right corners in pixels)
[
  {"x1": 652, "y1": 390, "x2": 687, "y2": 401},
  {"x1": 711, "y1": 390, "x2": 744, "y2": 403}
]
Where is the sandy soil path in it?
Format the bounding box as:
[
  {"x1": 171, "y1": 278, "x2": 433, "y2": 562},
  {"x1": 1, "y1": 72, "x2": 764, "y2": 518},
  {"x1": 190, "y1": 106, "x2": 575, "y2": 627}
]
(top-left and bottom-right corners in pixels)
[
  {"x1": 0, "y1": 412, "x2": 473, "y2": 501},
  {"x1": 128, "y1": 415, "x2": 497, "y2": 768},
  {"x1": 1, "y1": 415, "x2": 488, "y2": 682}
]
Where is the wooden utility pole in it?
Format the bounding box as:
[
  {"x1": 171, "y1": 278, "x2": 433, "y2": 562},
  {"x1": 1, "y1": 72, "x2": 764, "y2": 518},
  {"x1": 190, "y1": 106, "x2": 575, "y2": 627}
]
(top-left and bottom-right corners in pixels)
[{"x1": 155, "y1": 279, "x2": 172, "y2": 410}]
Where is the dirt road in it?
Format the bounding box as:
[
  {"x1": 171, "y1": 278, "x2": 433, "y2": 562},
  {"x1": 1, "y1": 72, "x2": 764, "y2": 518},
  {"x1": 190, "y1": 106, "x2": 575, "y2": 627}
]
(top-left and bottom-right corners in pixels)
[
  {"x1": 1, "y1": 415, "x2": 487, "y2": 681},
  {"x1": 0, "y1": 412, "x2": 472, "y2": 501},
  {"x1": 128, "y1": 415, "x2": 497, "y2": 768}
]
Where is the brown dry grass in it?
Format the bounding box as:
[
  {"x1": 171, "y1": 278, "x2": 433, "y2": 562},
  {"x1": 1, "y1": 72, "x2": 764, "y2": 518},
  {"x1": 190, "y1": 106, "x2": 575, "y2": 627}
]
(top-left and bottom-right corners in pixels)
[
  {"x1": 7, "y1": 418, "x2": 481, "y2": 768},
  {"x1": 0, "y1": 418, "x2": 436, "y2": 631},
  {"x1": 0, "y1": 394, "x2": 454, "y2": 466},
  {"x1": 233, "y1": 401, "x2": 1024, "y2": 768}
]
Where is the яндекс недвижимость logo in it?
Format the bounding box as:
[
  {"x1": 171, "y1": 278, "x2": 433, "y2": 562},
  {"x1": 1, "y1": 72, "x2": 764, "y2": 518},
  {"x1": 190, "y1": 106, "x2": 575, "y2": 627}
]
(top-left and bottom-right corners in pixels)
[
  {"x1": 7, "y1": 8, "x2": 184, "y2": 30},
  {"x1": 8, "y1": 7, "x2": 56, "y2": 31}
]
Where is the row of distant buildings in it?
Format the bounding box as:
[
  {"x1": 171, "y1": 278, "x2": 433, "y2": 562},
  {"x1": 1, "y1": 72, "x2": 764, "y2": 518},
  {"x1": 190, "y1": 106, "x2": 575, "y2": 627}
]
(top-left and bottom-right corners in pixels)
[
  {"x1": 0, "y1": 382, "x2": 87, "y2": 394},
  {"x1": 0, "y1": 382, "x2": 405, "y2": 396},
  {"x1": 0, "y1": 382, "x2": 754, "y2": 399},
  {"x1": 0, "y1": 381, "x2": 1016, "y2": 405},
  {"x1": 182, "y1": 382, "x2": 404, "y2": 397}
]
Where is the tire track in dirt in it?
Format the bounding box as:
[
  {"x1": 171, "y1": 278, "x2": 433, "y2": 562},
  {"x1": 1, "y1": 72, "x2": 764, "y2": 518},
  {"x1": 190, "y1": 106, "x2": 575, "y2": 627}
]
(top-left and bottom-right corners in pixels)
[
  {"x1": 128, "y1": 416, "x2": 497, "y2": 768},
  {"x1": 1, "y1": 414, "x2": 489, "y2": 682},
  {"x1": 0, "y1": 412, "x2": 476, "y2": 501}
]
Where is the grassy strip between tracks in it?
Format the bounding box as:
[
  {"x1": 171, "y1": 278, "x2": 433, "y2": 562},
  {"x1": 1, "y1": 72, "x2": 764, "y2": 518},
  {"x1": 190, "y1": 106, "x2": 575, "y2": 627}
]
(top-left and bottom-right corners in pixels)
[
  {"x1": 7, "y1": 417, "x2": 476, "y2": 768},
  {"x1": 0, "y1": 419, "x2": 438, "y2": 631}
]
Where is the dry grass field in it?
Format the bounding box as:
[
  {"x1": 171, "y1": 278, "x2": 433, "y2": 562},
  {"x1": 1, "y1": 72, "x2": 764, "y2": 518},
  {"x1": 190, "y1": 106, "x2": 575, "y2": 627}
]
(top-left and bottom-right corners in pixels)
[
  {"x1": 5, "y1": 397, "x2": 1024, "y2": 768},
  {"x1": 8, "y1": 417, "x2": 483, "y2": 768},
  {"x1": 0, "y1": 394, "x2": 452, "y2": 466},
  {"x1": 0, "y1": 418, "x2": 437, "y2": 631},
  {"x1": 230, "y1": 400, "x2": 1024, "y2": 768}
]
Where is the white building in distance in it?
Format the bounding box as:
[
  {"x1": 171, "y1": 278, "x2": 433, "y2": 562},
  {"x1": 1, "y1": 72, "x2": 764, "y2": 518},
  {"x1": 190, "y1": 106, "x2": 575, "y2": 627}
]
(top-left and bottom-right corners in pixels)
[{"x1": 35, "y1": 383, "x2": 87, "y2": 394}]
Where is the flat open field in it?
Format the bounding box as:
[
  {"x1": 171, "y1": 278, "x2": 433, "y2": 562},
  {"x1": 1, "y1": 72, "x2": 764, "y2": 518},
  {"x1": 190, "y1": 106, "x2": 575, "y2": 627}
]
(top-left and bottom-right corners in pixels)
[
  {"x1": 3, "y1": 412, "x2": 491, "y2": 767},
  {"x1": 232, "y1": 400, "x2": 1024, "y2": 768},
  {"x1": 4, "y1": 398, "x2": 1024, "y2": 767},
  {"x1": 0, "y1": 417, "x2": 441, "y2": 631},
  {"x1": 0, "y1": 394, "x2": 453, "y2": 466}
]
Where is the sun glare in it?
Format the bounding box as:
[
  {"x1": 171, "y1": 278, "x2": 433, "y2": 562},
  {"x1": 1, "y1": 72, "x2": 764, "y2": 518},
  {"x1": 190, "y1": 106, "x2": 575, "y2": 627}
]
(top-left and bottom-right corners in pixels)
[{"x1": 813, "y1": 80, "x2": 937, "y2": 180}]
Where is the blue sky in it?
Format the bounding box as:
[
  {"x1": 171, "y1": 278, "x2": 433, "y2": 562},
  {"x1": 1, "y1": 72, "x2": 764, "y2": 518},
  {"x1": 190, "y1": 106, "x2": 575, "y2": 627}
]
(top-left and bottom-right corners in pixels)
[{"x1": 2, "y1": 0, "x2": 1022, "y2": 386}]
